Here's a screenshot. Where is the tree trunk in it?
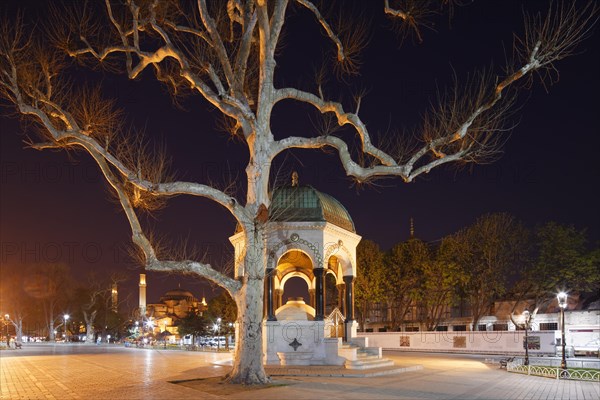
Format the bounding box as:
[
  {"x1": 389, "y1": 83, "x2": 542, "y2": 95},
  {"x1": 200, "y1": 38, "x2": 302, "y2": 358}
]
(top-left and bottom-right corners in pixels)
[
  {"x1": 84, "y1": 310, "x2": 97, "y2": 344},
  {"x1": 86, "y1": 323, "x2": 95, "y2": 343},
  {"x1": 14, "y1": 319, "x2": 23, "y2": 343},
  {"x1": 472, "y1": 315, "x2": 482, "y2": 331},
  {"x1": 226, "y1": 228, "x2": 270, "y2": 385},
  {"x1": 48, "y1": 319, "x2": 55, "y2": 341},
  {"x1": 227, "y1": 278, "x2": 269, "y2": 384}
]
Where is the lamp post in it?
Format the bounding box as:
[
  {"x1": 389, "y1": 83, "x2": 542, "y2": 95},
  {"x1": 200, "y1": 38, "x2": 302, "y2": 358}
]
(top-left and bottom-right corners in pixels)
[
  {"x1": 63, "y1": 314, "x2": 69, "y2": 342},
  {"x1": 522, "y1": 310, "x2": 531, "y2": 366},
  {"x1": 146, "y1": 317, "x2": 155, "y2": 346},
  {"x1": 557, "y1": 292, "x2": 568, "y2": 371}
]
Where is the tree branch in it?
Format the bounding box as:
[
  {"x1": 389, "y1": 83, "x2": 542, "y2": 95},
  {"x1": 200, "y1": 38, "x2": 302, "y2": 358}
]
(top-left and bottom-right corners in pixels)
[
  {"x1": 146, "y1": 260, "x2": 242, "y2": 296},
  {"x1": 90, "y1": 151, "x2": 241, "y2": 296},
  {"x1": 196, "y1": 0, "x2": 237, "y2": 91},
  {"x1": 295, "y1": 0, "x2": 344, "y2": 62},
  {"x1": 274, "y1": 87, "x2": 397, "y2": 165},
  {"x1": 69, "y1": 1, "x2": 255, "y2": 128}
]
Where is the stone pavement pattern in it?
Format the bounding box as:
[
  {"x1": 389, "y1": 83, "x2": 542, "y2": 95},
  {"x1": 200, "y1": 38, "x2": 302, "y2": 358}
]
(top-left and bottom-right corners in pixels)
[
  {"x1": 1, "y1": 345, "x2": 599, "y2": 399},
  {"x1": 1, "y1": 346, "x2": 228, "y2": 399}
]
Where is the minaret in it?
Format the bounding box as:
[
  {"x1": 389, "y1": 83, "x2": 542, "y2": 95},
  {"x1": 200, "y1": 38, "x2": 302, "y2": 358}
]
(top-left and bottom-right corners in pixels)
[
  {"x1": 409, "y1": 218, "x2": 415, "y2": 239},
  {"x1": 200, "y1": 294, "x2": 208, "y2": 316},
  {"x1": 111, "y1": 283, "x2": 118, "y2": 313},
  {"x1": 139, "y1": 273, "x2": 147, "y2": 317}
]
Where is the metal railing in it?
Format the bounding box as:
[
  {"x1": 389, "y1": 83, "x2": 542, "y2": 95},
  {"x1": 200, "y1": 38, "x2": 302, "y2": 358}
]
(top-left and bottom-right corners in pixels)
[{"x1": 507, "y1": 361, "x2": 600, "y2": 382}]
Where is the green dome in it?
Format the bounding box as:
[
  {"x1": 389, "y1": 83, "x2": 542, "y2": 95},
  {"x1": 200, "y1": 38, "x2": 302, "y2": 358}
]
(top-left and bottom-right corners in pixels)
[{"x1": 269, "y1": 185, "x2": 355, "y2": 232}]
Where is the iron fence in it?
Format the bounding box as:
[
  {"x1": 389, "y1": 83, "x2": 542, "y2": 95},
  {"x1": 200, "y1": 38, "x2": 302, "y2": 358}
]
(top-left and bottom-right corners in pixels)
[{"x1": 507, "y1": 361, "x2": 600, "y2": 382}]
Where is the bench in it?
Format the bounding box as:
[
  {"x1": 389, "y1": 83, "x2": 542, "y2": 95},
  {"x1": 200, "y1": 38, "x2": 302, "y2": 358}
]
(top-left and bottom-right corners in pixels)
[{"x1": 499, "y1": 357, "x2": 514, "y2": 368}]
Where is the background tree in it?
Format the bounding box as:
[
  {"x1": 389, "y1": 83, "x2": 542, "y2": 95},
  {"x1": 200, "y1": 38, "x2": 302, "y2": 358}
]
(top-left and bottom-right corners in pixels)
[
  {"x1": 514, "y1": 222, "x2": 599, "y2": 312},
  {"x1": 1, "y1": 0, "x2": 597, "y2": 384},
  {"x1": 176, "y1": 313, "x2": 211, "y2": 340},
  {"x1": 385, "y1": 238, "x2": 426, "y2": 330},
  {"x1": 416, "y1": 238, "x2": 469, "y2": 331},
  {"x1": 455, "y1": 213, "x2": 529, "y2": 330},
  {"x1": 72, "y1": 284, "x2": 102, "y2": 344},
  {"x1": 207, "y1": 290, "x2": 238, "y2": 348},
  {"x1": 21, "y1": 263, "x2": 73, "y2": 341},
  {"x1": 208, "y1": 291, "x2": 238, "y2": 325},
  {"x1": 70, "y1": 272, "x2": 130, "y2": 343},
  {"x1": 355, "y1": 240, "x2": 387, "y2": 331},
  {"x1": 0, "y1": 270, "x2": 33, "y2": 343}
]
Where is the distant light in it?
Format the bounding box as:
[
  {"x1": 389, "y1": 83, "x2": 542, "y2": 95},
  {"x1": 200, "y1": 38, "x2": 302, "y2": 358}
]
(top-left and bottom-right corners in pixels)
[{"x1": 64, "y1": 314, "x2": 70, "y2": 320}]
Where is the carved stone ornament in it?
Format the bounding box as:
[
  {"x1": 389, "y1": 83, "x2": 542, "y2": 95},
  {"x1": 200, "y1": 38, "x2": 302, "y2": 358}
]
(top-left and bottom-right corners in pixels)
[{"x1": 289, "y1": 338, "x2": 303, "y2": 351}]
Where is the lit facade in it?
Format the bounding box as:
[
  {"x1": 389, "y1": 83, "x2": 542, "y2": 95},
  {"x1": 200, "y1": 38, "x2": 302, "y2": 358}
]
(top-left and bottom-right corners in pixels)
[{"x1": 138, "y1": 275, "x2": 207, "y2": 340}]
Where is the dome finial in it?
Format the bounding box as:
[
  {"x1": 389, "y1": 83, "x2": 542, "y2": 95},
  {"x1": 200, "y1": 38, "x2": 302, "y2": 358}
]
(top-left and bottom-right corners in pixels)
[
  {"x1": 410, "y1": 217, "x2": 415, "y2": 239},
  {"x1": 291, "y1": 171, "x2": 299, "y2": 187}
]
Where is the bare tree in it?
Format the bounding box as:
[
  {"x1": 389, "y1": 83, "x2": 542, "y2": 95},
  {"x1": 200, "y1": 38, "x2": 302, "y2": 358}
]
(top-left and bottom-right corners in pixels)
[
  {"x1": 81, "y1": 290, "x2": 101, "y2": 344},
  {"x1": 0, "y1": 1, "x2": 597, "y2": 384},
  {"x1": 74, "y1": 272, "x2": 128, "y2": 344},
  {"x1": 16, "y1": 263, "x2": 73, "y2": 341},
  {"x1": 0, "y1": 270, "x2": 30, "y2": 344}
]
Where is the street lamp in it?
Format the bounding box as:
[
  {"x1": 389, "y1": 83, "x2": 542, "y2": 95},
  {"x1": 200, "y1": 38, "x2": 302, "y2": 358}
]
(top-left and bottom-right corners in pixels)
[
  {"x1": 146, "y1": 318, "x2": 154, "y2": 341},
  {"x1": 557, "y1": 292, "x2": 568, "y2": 371},
  {"x1": 522, "y1": 310, "x2": 531, "y2": 366},
  {"x1": 63, "y1": 314, "x2": 70, "y2": 342}
]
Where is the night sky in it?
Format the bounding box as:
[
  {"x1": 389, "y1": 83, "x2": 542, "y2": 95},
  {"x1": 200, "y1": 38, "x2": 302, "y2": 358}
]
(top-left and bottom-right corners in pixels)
[{"x1": 1, "y1": 1, "x2": 599, "y2": 307}]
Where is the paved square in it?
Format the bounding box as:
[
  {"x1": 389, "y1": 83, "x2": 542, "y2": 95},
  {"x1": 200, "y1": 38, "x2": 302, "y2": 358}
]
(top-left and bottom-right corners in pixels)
[{"x1": 1, "y1": 344, "x2": 599, "y2": 399}]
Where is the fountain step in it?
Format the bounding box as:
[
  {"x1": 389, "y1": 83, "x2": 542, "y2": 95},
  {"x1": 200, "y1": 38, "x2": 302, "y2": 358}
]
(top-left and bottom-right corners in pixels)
[{"x1": 345, "y1": 357, "x2": 395, "y2": 370}]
